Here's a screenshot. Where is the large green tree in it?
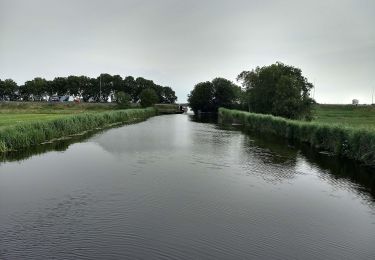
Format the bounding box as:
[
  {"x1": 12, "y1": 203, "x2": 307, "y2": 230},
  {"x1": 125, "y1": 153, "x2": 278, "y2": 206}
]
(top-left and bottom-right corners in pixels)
[
  {"x1": 115, "y1": 91, "x2": 131, "y2": 108},
  {"x1": 21, "y1": 77, "x2": 49, "y2": 101},
  {"x1": 188, "y1": 78, "x2": 240, "y2": 114},
  {"x1": 212, "y1": 78, "x2": 240, "y2": 109},
  {"x1": 66, "y1": 76, "x2": 80, "y2": 96},
  {"x1": 140, "y1": 88, "x2": 159, "y2": 107},
  {"x1": 134, "y1": 77, "x2": 155, "y2": 103},
  {"x1": 0, "y1": 79, "x2": 18, "y2": 100},
  {"x1": 98, "y1": 74, "x2": 114, "y2": 101},
  {"x1": 123, "y1": 76, "x2": 137, "y2": 101},
  {"x1": 161, "y1": 86, "x2": 177, "y2": 103},
  {"x1": 237, "y1": 62, "x2": 315, "y2": 120},
  {"x1": 188, "y1": 81, "x2": 214, "y2": 113},
  {"x1": 51, "y1": 77, "x2": 68, "y2": 96}
]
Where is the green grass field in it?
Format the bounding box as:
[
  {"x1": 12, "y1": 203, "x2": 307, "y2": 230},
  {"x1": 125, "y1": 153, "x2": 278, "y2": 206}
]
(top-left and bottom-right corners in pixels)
[
  {"x1": 0, "y1": 102, "x2": 118, "y2": 129},
  {"x1": 313, "y1": 105, "x2": 375, "y2": 130}
]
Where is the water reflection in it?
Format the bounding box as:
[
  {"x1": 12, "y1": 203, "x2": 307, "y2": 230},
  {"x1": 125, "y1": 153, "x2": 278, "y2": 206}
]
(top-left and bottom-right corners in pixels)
[
  {"x1": 0, "y1": 134, "x2": 88, "y2": 164},
  {"x1": 190, "y1": 113, "x2": 218, "y2": 124},
  {"x1": 227, "y1": 119, "x2": 375, "y2": 201},
  {"x1": 198, "y1": 113, "x2": 375, "y2": 202},
  {"x1": 0, "y1": 123, "x2": 138, "y2": 164},
  {"x1": 1, "y1": 114, "x2": 374, "y2": 202},
  {"x1": 300, "y1": 145, "x2": 375, "y2": 202}
]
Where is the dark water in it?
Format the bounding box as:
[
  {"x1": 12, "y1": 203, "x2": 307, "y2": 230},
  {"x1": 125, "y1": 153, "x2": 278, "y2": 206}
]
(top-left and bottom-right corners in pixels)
[{"x1": 0, "y1": 114, "x2": 374, "y2": 259}]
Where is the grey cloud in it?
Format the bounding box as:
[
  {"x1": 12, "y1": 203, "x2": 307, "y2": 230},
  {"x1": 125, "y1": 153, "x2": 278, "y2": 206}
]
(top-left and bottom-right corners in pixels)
[{"x1": 0, "y1": 0, "x2": 374, "y2": 103}]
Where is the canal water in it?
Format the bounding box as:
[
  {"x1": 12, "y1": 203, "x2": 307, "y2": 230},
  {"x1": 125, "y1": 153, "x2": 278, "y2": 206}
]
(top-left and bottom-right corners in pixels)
[{"x1": 0, "y1": 114, "x2": 374, "y2": 259}]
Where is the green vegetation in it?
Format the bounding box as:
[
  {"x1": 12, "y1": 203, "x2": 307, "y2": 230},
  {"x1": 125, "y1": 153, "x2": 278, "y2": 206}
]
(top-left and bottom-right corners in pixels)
[
  {"x1": 219, "y1": 108, "x2": 375, "y2": 167},
  {"x1": 0, "y1": 101, "x2": 116, "y2": 114},
  {"x1": 313, "y1": 104, "x2": 375, "y2": 129},
  {"x1": 0, "y1": 74, "x2": 177, "y2": 104},
  {"x1": 154, "y1": 104, "x2": 182, "y2": 114},
  {"x1": 0, "y1": 79, "x2": 18, "y2": 100},
  {"x1": 188, "y1": 62, "x2": 314, "y2": 119},
  {"x1": 140, "y1": 88, "x2": 159, "y2": 107},
  {"x1": 115, "y1": 91, "x2": 132, "y2": 109},
  {"x1": 0, "y1": 108, "x2": 156, "y2": 152},
  {"x1": 188, "y1": 78, "x2": 241, "y2": 113},
  {"x1": 0, "y1": 102, "x2": 120, "y2": 129},
  {"x1": 237, "y1": 62, "x2": 314, "y2": 120},
  {"x1": 0, "y1": 102, "x2": 119, "y2": 129},
  {"x1": 0, "y1": 114, "x2": 68, "y2": 129}
]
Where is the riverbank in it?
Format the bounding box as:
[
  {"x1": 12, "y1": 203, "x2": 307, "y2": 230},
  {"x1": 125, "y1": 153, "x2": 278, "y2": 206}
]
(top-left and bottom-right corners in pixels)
[
  {"x1": 219, "y1": 108, "x2": 375, "y2": 167},
  {"x1": 0, "y1": 108, "x2": 156, "y2": 152}
]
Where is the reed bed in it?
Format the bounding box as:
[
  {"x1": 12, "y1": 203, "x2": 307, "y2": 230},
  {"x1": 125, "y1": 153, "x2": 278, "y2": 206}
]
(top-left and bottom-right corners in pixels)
[
  {"x1": 0, "y1": 108, "x2": 156, "y2": 152},
  {"x1": 219, "y1": 108, "x2": 375, "y2": 167}
]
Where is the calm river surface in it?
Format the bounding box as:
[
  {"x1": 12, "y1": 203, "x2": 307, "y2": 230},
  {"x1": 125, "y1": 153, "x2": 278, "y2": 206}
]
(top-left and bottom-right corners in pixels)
[{"x1": 1, "y1": 114, "x2": 375, "y2": 259}]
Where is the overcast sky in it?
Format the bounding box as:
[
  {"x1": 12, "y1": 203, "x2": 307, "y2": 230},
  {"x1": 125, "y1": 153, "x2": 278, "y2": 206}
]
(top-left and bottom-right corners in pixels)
[{"x1": 1, "y1": 0, "x2": 374, "y2": 103}]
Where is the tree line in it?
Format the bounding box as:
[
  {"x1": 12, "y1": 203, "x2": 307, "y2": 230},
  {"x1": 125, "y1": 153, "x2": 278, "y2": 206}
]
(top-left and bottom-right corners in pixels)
[
  {"x1": 0, "y1": 74, "x2": 177, "y2": 104},
  {"x1": 188, "y1": 62, "x2": 315, "y2": 120}
]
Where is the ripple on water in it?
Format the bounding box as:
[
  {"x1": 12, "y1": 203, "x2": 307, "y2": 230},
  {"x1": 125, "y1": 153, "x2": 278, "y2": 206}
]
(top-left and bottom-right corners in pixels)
[{"x1": 0, "y1": 115, "x2": 375, "y2": 259}]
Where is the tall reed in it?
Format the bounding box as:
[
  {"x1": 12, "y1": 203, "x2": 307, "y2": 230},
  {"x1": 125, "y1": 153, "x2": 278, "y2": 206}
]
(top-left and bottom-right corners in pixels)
[
  {"x1": 0, "y1": 108, "x2": 156, "y2": 152},
  {"x1": 219, "y1": 108, "x2": 375, "y2": 167}
]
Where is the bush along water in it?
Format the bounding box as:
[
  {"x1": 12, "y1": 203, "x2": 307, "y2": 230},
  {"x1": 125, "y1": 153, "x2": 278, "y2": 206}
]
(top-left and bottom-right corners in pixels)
[
  {"x1": 0, "y1": 108, "x2": 157, "y2": 152},
  {"x1": 219, "y1": 108, "x2": 375, "y2": 167}
]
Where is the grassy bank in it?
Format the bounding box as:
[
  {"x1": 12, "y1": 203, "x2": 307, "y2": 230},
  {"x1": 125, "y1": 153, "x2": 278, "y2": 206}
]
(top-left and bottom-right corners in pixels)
[
  {"x1": 0, "y1": 108, "x2": 156, "y2": 152},
  {"x1": 219, "y1": 108, "x2": 375, "y2": 167}
]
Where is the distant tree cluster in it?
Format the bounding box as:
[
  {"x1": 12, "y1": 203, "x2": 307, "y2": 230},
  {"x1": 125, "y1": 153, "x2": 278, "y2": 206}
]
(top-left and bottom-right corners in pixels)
[
  {"x1": 188, "y1": 62, "x2": 315, "y2": 120},
  {"x1": 0, "y1": 74, "x2": 177, "y2": 105}
]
